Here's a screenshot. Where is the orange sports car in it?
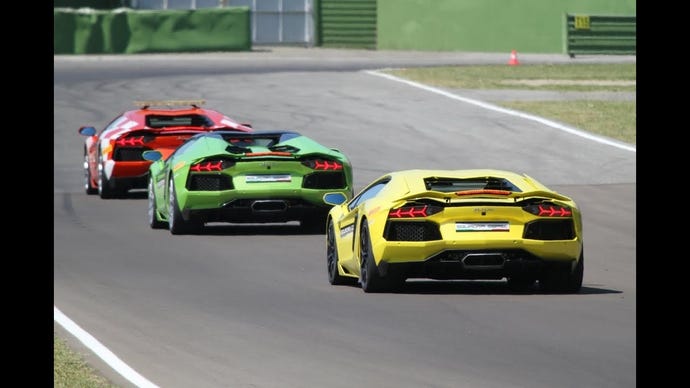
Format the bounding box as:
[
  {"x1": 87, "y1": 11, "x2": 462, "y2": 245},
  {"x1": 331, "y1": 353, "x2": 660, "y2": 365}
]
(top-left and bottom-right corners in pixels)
[{"x1": 78, "y1": 100, "x2": 252, "y2": 198}]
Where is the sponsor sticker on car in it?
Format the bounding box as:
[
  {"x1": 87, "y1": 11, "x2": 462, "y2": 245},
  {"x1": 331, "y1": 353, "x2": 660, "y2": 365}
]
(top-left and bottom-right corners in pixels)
[
  {"x1": 245, "y1": 174, "x2": 292, "y2": 183},
  {"x1": 456, "y1": 222, "x2": 509, "y2": 232}
]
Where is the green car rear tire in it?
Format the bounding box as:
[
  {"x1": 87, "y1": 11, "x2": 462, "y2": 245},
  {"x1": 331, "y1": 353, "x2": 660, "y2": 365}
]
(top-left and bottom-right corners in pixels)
[
  {"x1": 168, "y1": 177, "x2": 201, "y2": 235},
  {"x1": 147, "y1": 176, "x2": 167, "y2": 229}
]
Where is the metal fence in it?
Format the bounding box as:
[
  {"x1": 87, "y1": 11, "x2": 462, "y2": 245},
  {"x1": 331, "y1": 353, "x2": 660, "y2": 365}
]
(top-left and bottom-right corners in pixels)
[
  {"x1": 130, "y1": 0, "x2": 314, "y2": 46},
  {"x1": 565, "y1": 14, "x2": 636, "y2": 57}
]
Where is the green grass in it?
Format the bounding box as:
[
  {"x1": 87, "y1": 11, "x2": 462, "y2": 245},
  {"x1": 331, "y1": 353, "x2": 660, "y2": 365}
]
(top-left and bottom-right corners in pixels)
[
  {"x1": 385, "y1": 64, "x2": 636, "y2": 92},
  {"x1": 385, "y1": 64, "x2": 636, "y2": 145},
  {"x1": 54, "y1": 335, "x2": 117, "y2": 388},
  {"x1": 500, "y1": 100, "x2": 636, "y2": 144}
]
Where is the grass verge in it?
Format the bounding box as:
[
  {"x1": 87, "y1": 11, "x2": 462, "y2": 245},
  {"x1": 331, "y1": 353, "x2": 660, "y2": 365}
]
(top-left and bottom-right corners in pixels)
[
  {"x1": 500, "y1": 100, "x2": 636, "y2": 144},
  {"x1": 54, "y1": 335, "x2": 116, "y2": 388},
  {"x1": 385, "y1": 63, "x2": 636, "y2": 144},
  {"x1": 385, "y1": 63, "x2": 636, "y2": 92}
]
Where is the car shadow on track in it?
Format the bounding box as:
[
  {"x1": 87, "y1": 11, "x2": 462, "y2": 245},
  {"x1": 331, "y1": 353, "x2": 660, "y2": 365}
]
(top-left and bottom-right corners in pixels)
[
  {"x1": 334, "y1": 280, "x2": 621, "y2": 295},
  {"x1": 193, "y1": 223, "x2": 324, "y2": 236},
  {"x1": 104, "y1": 191, "x2": 148, "y2": 200},
  {"x1": 105, "y1": 195, "x2": 325, "y2": 235}
]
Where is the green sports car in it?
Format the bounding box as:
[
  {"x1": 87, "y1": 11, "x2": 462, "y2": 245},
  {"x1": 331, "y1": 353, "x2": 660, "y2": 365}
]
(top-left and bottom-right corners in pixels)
[{"x1": 143, "y1": 130, "x2": 354, "y2": 234}]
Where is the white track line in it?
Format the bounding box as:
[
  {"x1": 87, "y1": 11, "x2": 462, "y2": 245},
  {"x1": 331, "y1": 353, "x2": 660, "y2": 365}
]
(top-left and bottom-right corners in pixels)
[
  {"x1": 54, "y1": 306, "x2": 159, "y2": 388},
  {"x1": 366, "y1": 70, "x2": 636, "y2": 153}
]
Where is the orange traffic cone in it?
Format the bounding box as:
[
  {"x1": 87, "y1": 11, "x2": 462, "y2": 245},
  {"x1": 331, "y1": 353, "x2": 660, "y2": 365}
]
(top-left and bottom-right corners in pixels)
[{"x1": 508, "y1": 49, "x2": 520, "y2": 66}]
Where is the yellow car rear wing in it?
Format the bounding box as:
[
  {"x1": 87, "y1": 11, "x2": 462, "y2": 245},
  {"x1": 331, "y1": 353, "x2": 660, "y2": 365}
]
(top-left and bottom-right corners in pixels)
[{"x1": 399, "y1": 189, "x2": 572, "y2": 203}]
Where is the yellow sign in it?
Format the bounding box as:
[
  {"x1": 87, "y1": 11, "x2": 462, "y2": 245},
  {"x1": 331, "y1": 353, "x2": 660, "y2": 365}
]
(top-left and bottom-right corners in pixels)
[{"x1": 574, "y1": 15, "x2": 590, "y2": 30}]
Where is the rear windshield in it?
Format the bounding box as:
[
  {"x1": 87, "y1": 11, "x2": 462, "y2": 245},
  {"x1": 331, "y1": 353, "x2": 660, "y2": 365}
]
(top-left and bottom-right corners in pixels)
[
  {"x1": 221, "y1": 132, "x2": 299, "y2": 148},
  {"x1": 146, "y1": 114, "x2": 213, "y2": 128},
  {"x1": 424, "y1": 177, "x2": 522, "y2": 193},
  {"x1": 225, "y1": 137, "x2": 277, "y2": 148}
]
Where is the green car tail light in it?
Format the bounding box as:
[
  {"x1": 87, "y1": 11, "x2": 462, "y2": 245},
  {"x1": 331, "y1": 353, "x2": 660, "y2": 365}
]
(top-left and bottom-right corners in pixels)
[
  {"x1": 301, "y1": 158, "x2": 343, "y2": 171},
  {"x1": 190, "y1": 159, "x2": 235, "y2": 172}
]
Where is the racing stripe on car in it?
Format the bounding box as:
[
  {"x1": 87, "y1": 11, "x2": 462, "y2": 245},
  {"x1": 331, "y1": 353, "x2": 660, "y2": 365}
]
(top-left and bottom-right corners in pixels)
[
  {"x1": 99, "y1": 117, "x2": 129, "y2": 139},
  {"x1": 105, "y1": 160, "x2": 115, "y2": 179},
  {"x1": 220, "y1": 118, "x2": 238, "y2": 127},
  {"x1": 102, "y1": 120, "x2": 139, "y2": 141},
  {"x1": 101, "y1": 143, "x2": 114, "y2": 156}
]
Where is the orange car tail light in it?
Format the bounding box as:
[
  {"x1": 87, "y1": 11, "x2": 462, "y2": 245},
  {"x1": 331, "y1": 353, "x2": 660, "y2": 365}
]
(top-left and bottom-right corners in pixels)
[
  {"x1": 523, "y1": 203, "x2": 572, "y2": 217},
  {"x1": 115, "y1": 136, "x2": 146, "y2": 146}
]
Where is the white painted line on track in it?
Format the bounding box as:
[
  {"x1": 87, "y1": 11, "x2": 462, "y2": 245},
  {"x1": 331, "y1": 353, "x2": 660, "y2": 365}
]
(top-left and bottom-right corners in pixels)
[
  {"x1": 366, "y1": 70, "x2": 636, "y2": 153},
  {"x1": 54, "y1": 306, "x2": 159, "y2": 388}
]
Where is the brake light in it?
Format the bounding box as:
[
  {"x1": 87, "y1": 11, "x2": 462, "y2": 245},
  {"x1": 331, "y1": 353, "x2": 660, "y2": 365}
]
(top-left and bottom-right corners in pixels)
[
  {"x1": 229, "y1": 138, "x2": 252, "y2": 144},
  {"x1": 245, "y1": 151, "x2": 292, "y2": 157},
  {"x1": 455, "y1": 189, "x2": 511, "y2": 196},
  {"x1": 115, "y1": 136, "x2": 145, "y2": 146},
  {"x1": 302, "y1": 159, "x2": 343, "y2": 170},
  {"x1": 523, "y1": 204, "x2": 572, "y2": 217},
  {"x1": 388, "y1": 205, "x2": 442, "y2": 218},
  {"x1": 190, "y1": 161, "x2": 224, "y2": 172}
]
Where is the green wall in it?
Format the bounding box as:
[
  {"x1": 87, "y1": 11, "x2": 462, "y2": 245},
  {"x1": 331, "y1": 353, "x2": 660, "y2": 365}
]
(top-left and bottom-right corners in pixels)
[
  {"x1": 54, "y1": 0, "x2": 129, "y2": 9},
  {"x1": 319, "y1": 0, "x2": 377, "y2": 49},
  {"x1": 377, "y1": 0, "x2": 636, "y2": 53},
  {"x1": 54, "y1": 7, "x2": 251, "y2": 54}
]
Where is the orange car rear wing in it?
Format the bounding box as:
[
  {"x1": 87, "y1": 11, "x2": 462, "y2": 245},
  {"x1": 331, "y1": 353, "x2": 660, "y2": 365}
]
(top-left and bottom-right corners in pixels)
[{"x1": 133, "y1": 99, "x2": 206, "y2": 109}]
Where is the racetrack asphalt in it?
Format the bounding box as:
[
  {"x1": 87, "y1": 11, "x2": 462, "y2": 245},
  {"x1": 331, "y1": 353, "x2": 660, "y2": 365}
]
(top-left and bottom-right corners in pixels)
[
  {"x1": 54, "y1": 45, "x2": 636, "y2": 86},
  {"x1": 54, "y1": 47, "x2": 636, "y2": 388}
]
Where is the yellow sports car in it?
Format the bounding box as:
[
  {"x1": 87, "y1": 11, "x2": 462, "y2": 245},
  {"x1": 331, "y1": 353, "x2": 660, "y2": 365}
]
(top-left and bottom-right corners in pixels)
[{"x1": 324, "y1": 169, "x2": 584, "y2": 293}]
